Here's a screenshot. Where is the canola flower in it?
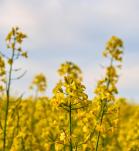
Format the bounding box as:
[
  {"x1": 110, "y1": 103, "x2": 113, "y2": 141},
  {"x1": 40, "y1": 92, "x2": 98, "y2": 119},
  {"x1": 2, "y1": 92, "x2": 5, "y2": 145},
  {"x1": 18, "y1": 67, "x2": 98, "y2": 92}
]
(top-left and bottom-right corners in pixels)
[
  {"x1": 52, "y1": 61, "x2": 88, "y2": 150},
  {"x1": 94, "y1": 36, "x2": 123, "y2": 151},
  {"x1": 30, "y1": 73, "x2": 47, "y2": 98},
  {"x1": 0, "y1": 56, "x2": 6, "y2": 94}
]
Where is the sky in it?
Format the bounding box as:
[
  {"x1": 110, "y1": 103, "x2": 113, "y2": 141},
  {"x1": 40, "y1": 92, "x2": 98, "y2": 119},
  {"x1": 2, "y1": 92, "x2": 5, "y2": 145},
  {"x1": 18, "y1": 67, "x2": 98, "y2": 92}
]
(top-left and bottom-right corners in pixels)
[{"x1": 0, "y1": 0, "x2": 139, "y2": 102}]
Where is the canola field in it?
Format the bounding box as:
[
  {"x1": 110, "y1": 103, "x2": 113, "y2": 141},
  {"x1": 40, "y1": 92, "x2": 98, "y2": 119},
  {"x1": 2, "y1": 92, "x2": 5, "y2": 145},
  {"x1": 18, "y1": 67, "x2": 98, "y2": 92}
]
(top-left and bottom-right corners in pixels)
[{"x1": 0, "y1": 27, "x2": 139, "y2": 151}]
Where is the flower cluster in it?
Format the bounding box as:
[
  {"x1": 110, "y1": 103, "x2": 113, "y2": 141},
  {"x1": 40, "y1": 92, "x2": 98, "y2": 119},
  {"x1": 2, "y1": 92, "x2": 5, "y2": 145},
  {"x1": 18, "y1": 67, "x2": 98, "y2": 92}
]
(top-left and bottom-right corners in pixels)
[
  {"x1": 6, "y1": 27, "x2": 28, "y2": 65},
  {"x1": 30, "y1": 73, "x2": 47, "y2": 95}
]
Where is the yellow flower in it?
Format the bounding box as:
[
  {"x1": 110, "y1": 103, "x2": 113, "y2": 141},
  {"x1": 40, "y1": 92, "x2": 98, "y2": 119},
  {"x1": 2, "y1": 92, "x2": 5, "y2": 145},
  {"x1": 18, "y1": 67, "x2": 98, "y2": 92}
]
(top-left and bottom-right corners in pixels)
[
  {"x1": 60, "y1": 132, "x2": 65, "y2": 141},
  {"x1": 30, "y1": 73, "x2": 47, "y2": 93}
]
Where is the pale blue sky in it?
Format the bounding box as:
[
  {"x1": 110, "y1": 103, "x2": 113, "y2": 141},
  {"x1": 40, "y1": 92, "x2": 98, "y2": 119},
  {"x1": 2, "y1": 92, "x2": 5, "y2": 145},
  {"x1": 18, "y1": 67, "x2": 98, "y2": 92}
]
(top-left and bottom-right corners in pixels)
[{"x1": 0, "y1": 0, "x2": 139, "y2": 102}]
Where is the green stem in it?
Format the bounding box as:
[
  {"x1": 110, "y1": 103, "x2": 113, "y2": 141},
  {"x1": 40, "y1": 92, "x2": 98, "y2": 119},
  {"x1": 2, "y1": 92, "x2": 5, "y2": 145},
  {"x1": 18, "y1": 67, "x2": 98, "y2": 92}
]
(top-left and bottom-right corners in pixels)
[
  {"x1": 95, "y1": 58, "x2": 113, "y2": 151},
  {"x1": 3, "y1": 44, "x2": 15, "y2": 151},
  {"x1": 95, "y1": 103, "x2": 106, "y2": 151},
  {"x1": 69, "y1": 101, "x2": 72, "y2": 151}
]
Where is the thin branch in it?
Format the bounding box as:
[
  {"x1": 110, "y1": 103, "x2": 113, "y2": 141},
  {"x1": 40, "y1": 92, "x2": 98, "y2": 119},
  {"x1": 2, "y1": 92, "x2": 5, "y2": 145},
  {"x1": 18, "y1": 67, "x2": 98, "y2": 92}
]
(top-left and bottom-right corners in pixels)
[
  {"x1": 0, "y1": 51, "x2": 9, "y2": 59},
  {"x1": 11, "y1": 70, "x2": 27, "y2": 80},
  {"x1": 12, "y1": 68, "x2": 22, "y2": 72}
]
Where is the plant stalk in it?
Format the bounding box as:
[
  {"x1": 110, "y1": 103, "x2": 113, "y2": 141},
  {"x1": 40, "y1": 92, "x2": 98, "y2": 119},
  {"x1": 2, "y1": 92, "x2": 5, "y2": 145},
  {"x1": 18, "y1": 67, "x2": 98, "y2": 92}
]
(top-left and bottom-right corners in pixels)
[
  {"x1": 69, "y1": 101, "x2": 72, "y2": 151},
  {"x1": 3, "y1": 44, "x2": 15, "y2": 151}
]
